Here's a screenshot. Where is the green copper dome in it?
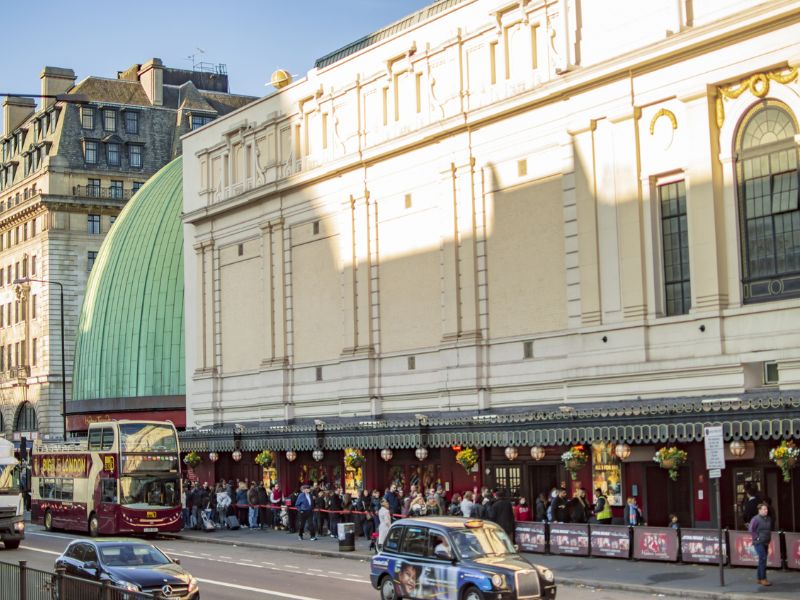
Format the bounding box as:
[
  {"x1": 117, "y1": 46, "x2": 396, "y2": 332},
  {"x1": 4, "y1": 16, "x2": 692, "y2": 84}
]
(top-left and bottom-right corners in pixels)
[{"x1": 73, "y1": 156, "x2": 185, "y2": 402}]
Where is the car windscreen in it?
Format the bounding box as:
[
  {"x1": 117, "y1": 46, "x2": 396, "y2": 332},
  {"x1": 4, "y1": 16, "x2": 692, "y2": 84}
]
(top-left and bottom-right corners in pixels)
[
  {"x1": 99, "y1": 544, "x2": 171, "y2": 567},
  {"x1": 451, "y1": 525, "x2": 517, "y2": 559},
  {"x1": 0, "y1": 463, "x2": 19, "y2": 493}
]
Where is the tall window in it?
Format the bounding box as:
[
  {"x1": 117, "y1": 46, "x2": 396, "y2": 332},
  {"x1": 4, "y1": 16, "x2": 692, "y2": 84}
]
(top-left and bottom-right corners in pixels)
[
  {"x1": 103, "y1": 109, "x2": 116, "y2": 132},
  {"x1": 107, "y1": 143, "x2": 121, "y2": 166},
  {"x1": 660, "y1": 180, "x2": 691, "y2": 315},
  {"x1": 85, "y1": 141, "x2": 98, "y2": 164},
  {"x1": 737, "y1": 102, "x2": 800, "y2": 302},
  {"x1": 81, "y1": 107, "x2": 94, "y2": 129},
  {"x1": 88, "y1": 178, "x2": 101, "y2": 197},
  {"x1": 32, "y1": 338, "x2": 37, "y2": 366},
  {"x1": 110, "y1": 180, "x2": 123, "y2": 199},
  {"x1": 129, "y1": 144, "x2": 142, "y2": 168},
  {"x1": 125, "y1": 111, "x2": 139, "y2": 134},
  {"x1": 14, "y1": 401, "x2": 37, "y2": 432},
  {"x1": 88, "y1": 251, "x2": 97, "y2": 271},
  {"x1": 88, "y1": 214, "x2": 101, "y2": 234}
]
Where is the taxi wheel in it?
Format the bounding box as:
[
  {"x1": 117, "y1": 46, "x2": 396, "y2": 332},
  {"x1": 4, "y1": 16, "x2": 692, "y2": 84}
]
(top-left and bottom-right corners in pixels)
[
  {"x1": 379, "y1": 576, "x2": 397, "y2": 600},
  {"x1": 462, "y1": 586, "x2": 485, "y2": 600},
  {"x1": 44, "y1": 510, "x2": 54, "y2": 532},
  {"x1": 88, "y1": 514, "x2": 100, "y2": 537}
]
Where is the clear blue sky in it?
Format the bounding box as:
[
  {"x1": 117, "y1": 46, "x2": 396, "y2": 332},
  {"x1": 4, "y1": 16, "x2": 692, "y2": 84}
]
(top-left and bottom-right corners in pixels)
[{"x1": 1, "y1": 0, "x2": 433, "y2": 135}]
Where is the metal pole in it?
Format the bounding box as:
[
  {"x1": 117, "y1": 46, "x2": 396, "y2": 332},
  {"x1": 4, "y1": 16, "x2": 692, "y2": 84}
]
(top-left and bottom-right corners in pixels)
[
  {"x1": 715, "y1": 478, "x2": 725, "y2": 586},
  {"x1": 59, "y1": 282, "x2": 66, "y2": 440}
]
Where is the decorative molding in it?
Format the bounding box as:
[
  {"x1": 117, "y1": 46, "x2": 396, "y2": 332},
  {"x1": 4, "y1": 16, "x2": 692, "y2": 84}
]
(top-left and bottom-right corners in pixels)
[
  {"x1": 649, "y1": 108, "x2": 678, "y2": 135},
  {"x1": 715, "y1": 67, "x2": 798, "y2": 128}
]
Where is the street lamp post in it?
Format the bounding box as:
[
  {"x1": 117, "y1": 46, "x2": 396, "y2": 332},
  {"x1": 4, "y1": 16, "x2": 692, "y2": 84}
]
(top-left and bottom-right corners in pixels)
[{"x1": 14, "y1": 278, "x2": 66, "y2": 439}]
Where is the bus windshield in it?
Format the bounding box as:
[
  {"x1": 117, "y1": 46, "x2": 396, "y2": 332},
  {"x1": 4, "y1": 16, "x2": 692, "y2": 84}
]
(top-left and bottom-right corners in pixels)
[
  {"x1": 120, "y1": 475, "x2": 179, "y2": 509},
  {"x1": 0, "y1": 464, "x2": 20, "y2": 493},
  {"x1": 119, "y1": 424, "x2": 178, "y2": 453}
]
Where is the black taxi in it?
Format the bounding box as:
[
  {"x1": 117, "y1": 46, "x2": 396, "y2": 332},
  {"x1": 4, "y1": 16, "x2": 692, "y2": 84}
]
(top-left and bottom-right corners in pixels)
[{"x1": 370, "y1": 517, "x2": 556, "y2": 600}]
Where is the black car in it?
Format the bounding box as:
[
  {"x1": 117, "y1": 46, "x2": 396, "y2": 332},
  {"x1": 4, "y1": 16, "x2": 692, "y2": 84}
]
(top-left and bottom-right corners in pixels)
[
  {"x1": 54, "y1": 539, "x2": 199, "y2": 599},
  {"x1": 370, "y1": 517, "x2": 556, "y2": 600}
]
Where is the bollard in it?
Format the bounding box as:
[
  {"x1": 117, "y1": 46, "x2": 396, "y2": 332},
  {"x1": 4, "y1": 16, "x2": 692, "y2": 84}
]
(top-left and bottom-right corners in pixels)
[
  {"x1": 55, "y1": 566, "x2": 66, "y2": 600},
  {"x1": 19, "y1": 560, "x2": 27, "y2": 600}
]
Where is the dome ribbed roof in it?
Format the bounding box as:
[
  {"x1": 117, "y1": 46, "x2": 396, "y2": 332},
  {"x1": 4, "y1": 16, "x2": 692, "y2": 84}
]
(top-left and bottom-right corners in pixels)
[{"x1": 73, "y1": 156, "x2": 185, "y2": 401}]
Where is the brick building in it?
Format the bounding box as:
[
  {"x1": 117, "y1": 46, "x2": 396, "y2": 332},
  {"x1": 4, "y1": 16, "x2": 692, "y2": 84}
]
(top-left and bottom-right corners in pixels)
[{"x1": 0, "y1": 59, "x2": 255, "y2": 443}]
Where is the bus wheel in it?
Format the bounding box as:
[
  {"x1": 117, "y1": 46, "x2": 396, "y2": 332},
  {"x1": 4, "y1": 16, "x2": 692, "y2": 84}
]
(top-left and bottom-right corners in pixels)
[
  {"x1": 44, "y1": 510, "x2": 54, "y2": 532},
  {"x1": 88, "y1": 514, "x2": 99, "y2": 537}
]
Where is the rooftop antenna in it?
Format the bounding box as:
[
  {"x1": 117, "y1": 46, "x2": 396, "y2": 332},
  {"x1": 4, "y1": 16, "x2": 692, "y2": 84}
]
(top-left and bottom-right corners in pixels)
[{"x1": 186, "y1": 47, "x2": 206, "y2": 70}]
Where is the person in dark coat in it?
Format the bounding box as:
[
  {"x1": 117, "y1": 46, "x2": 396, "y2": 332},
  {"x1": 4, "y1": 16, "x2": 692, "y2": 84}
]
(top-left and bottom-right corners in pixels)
[
  {"x1": 549, "y1": 488, "x2": 570, "y2": 523},
  {"x1": 741, "y1": 482, "x2": 761, "y2": 527},
  {"x1": 534, "y1": 493, "x2": 548, "y2": 522},
  {"x1": 287, "y1": 489, "x2": 300, "y2": 533},
  {"x1": 257, "y1": 483, "x2": 269, "y2": 529},
  {"x1": 566, "y1": 488, "x2": 590, "y2": 523},
  {"x1": 490, "y1": 489, "x2": 516, "y2": 541}
]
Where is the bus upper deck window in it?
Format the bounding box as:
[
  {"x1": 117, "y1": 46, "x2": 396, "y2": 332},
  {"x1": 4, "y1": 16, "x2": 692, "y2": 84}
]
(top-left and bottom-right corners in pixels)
[
  {"x1": 88, "y1": 427, "x2": 102, "y2": 451},
  {"x1": 101, "y1": 427, "x2": 114, "y2": 451}
]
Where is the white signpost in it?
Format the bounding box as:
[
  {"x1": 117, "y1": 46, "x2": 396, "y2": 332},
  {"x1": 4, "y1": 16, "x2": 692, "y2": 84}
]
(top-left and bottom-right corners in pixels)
[{"x1": 704, "y1": 425, "x2": 726, "y2": 586}]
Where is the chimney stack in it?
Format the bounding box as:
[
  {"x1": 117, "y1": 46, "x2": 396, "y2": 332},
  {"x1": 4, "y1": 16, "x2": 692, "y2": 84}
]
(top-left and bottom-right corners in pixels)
[
  {"x1": 138, "y1": 58, "x2": 164, "y2": 106},
  {"x1": 3, "y1": 96, "x2": 36, "y2": 135},
  {"x1": 40, "y1": 67, "x2": 76, "y2": 109}
]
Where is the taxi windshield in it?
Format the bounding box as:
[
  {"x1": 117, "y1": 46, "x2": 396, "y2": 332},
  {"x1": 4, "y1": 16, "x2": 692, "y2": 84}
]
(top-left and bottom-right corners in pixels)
[{"x1": 451, "y1": 525, "x2": 517, "y2": 559}]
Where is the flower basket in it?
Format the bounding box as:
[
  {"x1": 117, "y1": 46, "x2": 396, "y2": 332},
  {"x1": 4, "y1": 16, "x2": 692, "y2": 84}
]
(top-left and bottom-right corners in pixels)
[
  {"x1": 561, "y1": 445, "x2": 588, "y2": 480},
  {"x1": 770, "y1": 440, "x2": 800, "y2": 482},
  {"x1": 653, "y1": 447, "x2": 687, "y2": 481},
  {"x1": 254, "y1": 450, "x2": 274, "y2": 468},
  {"x1": 455, "y1": 448, "x2": 479, "y2": 472},
  {"x1": 182, "y1": 451, "x2": 202, "y2": 469},
  {"x1": 344, "y1": 449, "x2": 365, "y2": 469}
]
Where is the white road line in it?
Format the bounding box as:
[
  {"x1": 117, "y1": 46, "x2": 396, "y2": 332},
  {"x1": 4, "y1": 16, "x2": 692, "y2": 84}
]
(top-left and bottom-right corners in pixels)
[
  {"x1": 308, "y1": 568, "x2": 323, "y2": 572},
  {"x1": 28, "y1": 531, "x2": 80, "y2": 541},
  {"x1": 196, "y1": 578, "x2": 322, "y2": 600},
  {"x1": 220, "y1": 555, "x2": 233, "y2": 559},
  {"x1": 20, "y1": 546, "x2": 61, "y2": 555}
]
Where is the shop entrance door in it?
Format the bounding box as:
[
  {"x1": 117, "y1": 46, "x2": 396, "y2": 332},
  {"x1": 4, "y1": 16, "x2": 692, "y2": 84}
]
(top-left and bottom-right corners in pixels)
[
  {"x1": 527, "y1": 464, "x2": 558, "y2": 504},
  {"x1": 645, "y1": 465, "x2": 693, "y2": 527},
  {"x1": 732, "y1": 468, "x2": 762, "y2": 529}
]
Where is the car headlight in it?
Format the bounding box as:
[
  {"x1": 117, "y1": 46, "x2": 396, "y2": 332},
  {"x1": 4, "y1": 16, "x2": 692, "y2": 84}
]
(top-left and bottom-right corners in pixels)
[
  {"x1": 188, "y1": 577, "x2": 199, "y2": 593},
  {"x1": 491, "y1": 573, "x2": 506, "y2": 589},
  {"x1": 13, "y1": 521, "x2": 24, "y2": 531},
  {"x1": 538, "y1": 567, "x2": 555, "y2": 583},
  {"x1": 117, "y1": 581, "x2": 141, "y2": 592}
]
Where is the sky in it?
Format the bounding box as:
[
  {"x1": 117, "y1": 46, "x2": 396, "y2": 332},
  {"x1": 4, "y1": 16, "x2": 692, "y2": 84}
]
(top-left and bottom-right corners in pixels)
[{"x1": 1, "y1": 0, "x2": 433, "y2": 135}]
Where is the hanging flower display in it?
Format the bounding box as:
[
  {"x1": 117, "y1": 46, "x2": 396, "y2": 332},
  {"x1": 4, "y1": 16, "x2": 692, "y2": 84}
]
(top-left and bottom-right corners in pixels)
[
  {"x1": 455, "y1": 448, "x2": 479, "y2": 472},
  {"x1": 769, "y1": 440, "x2": 800, "y2": 482},
  {"x1": 653, "y1": 447, "x2": 688, "y2": 481},
  {"x1": 561, "y1": 445, "x2": 588, "y2": 480},
  {"x1": 182, "y1": 451, "x2": 202, "y2": 468},
  {"x1": 344, "y1": 448, "x2": 365, "y2": 469},
  {"x1": 254, "y1": 450, "x2": 274, "y2": 468}
]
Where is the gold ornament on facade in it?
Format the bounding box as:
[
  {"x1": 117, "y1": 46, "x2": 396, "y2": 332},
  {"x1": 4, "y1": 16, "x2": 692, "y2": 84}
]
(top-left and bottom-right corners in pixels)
[
  {"x1": 715, "y1": 67, "x2": 798, "y2": 128},
  {"x1": 649, "y1": 108, "x2": 677, "y2": 135}
]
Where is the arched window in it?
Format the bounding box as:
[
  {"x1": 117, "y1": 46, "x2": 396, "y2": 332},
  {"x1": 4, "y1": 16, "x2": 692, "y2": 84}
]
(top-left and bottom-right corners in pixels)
[
  {"x1": 13, "y1": 401, "x2": 37, "y2": 432},
  {"x1": 736, "y1": 102, "x2": 800, "y2": 302}
]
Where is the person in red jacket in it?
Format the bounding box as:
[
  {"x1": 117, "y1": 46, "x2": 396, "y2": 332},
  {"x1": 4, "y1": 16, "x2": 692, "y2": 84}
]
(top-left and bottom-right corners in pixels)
[{"x1": 513, "y1": 496, "x2": 532, "y2": 521}]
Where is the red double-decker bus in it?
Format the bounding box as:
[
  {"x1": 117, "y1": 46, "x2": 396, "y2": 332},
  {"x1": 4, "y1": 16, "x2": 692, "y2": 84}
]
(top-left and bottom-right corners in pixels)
[{"x1": 31, "y1": 420, "x2": 182, "y2": 535}]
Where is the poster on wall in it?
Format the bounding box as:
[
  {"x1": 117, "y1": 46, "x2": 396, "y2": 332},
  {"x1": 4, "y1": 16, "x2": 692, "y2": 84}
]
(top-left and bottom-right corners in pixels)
[
  {"x1": 515, "y1": 522, "x2": 546, "y2": 553},
  {"x1": 589, "y1": 524, "x2": 631, "y2": 558},
  {"x1": 632, "y1": 527, "x2": 679, "y2": 562},
  {"x1": 785, "y1": 532, "x2": 800, "y2": 570},
  {"x1": 728, "y1": 531, "x2": 781, "y2": 568},
  {"x1": 549, "y1": 523, "x2": 589, "y2": 556},
  {"x1": 591, "y1": 442, "x2": 622, "y2": 506},
  {"x1": 680, "y1": 529, "x2": 727, "y2": 564}
]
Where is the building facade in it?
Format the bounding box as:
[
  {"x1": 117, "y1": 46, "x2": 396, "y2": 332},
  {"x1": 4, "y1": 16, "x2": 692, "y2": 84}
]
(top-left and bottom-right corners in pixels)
[
  {"x1": 181, "y1": 0, "x2": 800, "y2": 529},
  {"x1": 0, "y1": 60, "x2": 254, "y2": 442}
]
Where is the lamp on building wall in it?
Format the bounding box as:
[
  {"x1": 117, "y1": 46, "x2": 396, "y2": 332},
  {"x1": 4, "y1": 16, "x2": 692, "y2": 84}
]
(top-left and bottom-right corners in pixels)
[
  {"x1": 231, "y1": 449, "x2": 243, "y2": 462},
  {"x1": 530, "y1": 446, "x2": 546, "y2": 461},
  {"x1": 286, "y1": 450, "x2": 297, "y2": 462},
  {"x1": 208, "y1": 452, "x2": 219, "y2": 462},
  {"x1": 614, "y1": 443, "x2": 632, "y2": 461},
  {"x1": 504, "y1": 446, "x2": 519, "y2": 460},
  {"x1": 415, "y1": 447, "x2": 428, "y2": 461},
  {"x1": 14, "y1": 277, "x2": 65, "y2": 439},
  {"x1": 381, "y1": 448, "x2": 393, "y2": 462},
  {"x1": 729, "y1": 440, "x2": 747, "y2": 457},
  {"x1": 312, "y1": 448, "x2": 324, "y2": 462}
]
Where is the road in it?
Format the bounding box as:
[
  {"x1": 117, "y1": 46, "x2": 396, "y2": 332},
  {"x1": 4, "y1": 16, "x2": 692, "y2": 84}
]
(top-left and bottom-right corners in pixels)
[{"x1": 2, "y1": 528, "x2": 653, "y2": 600}]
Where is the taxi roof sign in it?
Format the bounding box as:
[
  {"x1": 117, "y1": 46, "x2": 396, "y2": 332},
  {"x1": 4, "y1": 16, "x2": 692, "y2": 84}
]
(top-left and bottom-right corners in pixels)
[{"x1": 464, "y1": 519, "x2": 484, "y2": 528}]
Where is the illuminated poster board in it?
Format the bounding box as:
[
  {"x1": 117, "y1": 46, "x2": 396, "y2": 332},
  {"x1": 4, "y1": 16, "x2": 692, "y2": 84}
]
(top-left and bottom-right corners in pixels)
[
  {"x1": 591, "y1": 442, "x2": 622, "y2": 506},
  {"x1": 549, "y1": 523, "x2": 590, "y2": 556},
  {"x1": 515, "y1": 522, "x2": 546, "y2": 553},
  {"x1": 589, "y1": 524, "x2": 631, "y2": 558}
]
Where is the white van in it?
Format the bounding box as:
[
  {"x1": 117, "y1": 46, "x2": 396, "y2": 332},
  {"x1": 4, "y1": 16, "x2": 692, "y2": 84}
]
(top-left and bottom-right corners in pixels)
[{"x1": 0, "y1": 437, "x2": 25, "y2": 549}]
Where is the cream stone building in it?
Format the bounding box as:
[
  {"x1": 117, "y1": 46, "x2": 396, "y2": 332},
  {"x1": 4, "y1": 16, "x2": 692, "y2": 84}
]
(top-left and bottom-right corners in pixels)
[{"x1": 182, "y1": 1, "x2": 800, "y2": 528}]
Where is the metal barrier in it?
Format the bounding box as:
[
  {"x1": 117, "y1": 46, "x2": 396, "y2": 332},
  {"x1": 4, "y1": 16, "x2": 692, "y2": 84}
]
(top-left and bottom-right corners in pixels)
[{"x1": 0, "y1": 560, "x2": 156, "y2": 600}]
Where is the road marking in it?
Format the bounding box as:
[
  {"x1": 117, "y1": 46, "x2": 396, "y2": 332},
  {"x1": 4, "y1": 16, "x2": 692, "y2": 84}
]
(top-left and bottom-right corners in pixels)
[
  {"x1": 308, "y1": 568, "x2": 322, "y2": 572},
  {"x1": 196, "y1": 578, "x2": 322, "y2": 599},
  {"x1": 20, "y1": 546, "x2": 61, "y2": 556},
  {"x1": 28, "y1": 531, "x2": 80, "y2": 541}
]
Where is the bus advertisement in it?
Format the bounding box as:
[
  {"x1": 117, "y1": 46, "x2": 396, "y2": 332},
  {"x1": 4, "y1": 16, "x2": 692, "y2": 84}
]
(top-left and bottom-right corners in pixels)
[{"x1": 31, "y1": 420, "x2": 182, "y2": 536}]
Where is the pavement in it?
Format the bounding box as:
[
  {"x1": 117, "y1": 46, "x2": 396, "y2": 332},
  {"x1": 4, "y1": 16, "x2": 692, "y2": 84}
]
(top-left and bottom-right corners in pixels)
[{"x1": 164, "y1": 525, "x2": 799, "y2": 599}]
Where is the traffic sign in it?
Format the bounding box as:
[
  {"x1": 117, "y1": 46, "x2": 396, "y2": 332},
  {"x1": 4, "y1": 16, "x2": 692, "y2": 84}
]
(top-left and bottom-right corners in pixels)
[
  {"x1": 704, "y1": 425, "x2": 726, "y2": 471},
  {"x1": 709, "y1": 468, "x2": 722, "y2": 479}
]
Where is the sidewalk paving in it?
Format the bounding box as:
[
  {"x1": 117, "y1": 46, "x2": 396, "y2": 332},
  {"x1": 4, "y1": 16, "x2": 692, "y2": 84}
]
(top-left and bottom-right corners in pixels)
[{"x1": 164, "y1": 526, "x2": 798, "y2": 599}]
